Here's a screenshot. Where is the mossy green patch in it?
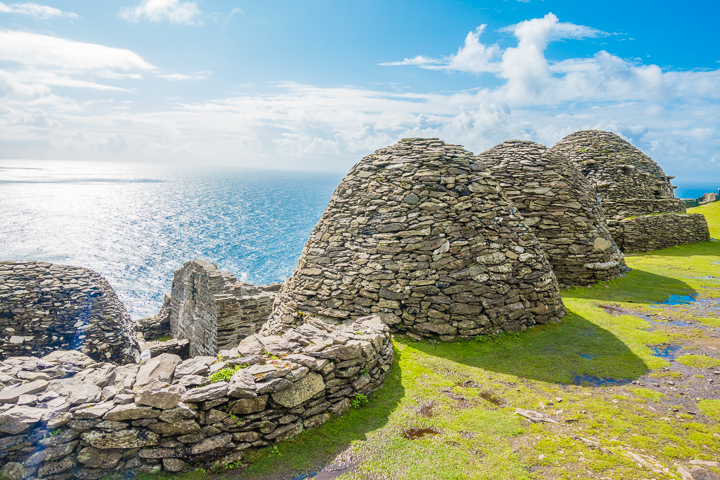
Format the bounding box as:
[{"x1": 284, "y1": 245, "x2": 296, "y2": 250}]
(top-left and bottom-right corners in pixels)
[
  {"x1": 632, "y1": 387, "x2": 663, "y2": 401},
  {"x1": 698, "y1": 399, "x2": 720, "y2": 419},
  {"x1": 677, "y1": 354, "x2": 720, "y2": 368}
]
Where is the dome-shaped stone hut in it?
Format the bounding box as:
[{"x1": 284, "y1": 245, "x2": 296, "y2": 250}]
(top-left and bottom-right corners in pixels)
[
  {"x1": 263, "y1": 138, "x2": 565, "y2": 340},
  {"x1": 477, "y1": 140, "x2": 627, "y2": 286},
  {"x1": 551, "y1": 130, "x2": 685, "y2": 219},
  {"x1": 0, "y1": 261, "x2": 139, "y2": 363},
  {"x1": 551, "y1": 130, "x2": 710, "y2": 252}
]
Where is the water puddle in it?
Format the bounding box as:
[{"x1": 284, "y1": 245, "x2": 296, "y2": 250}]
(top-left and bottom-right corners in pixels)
[
  {"x1": 572, "y1": 375, "x2": 633, "y2": 387},
  {"x1": 403, "y1": 427, "x2": 440, "y2": 440},
  {"x1": 579, "y1": 354, "x2": 595, "y2": 359},
  {"x1": 651, "y1": 344, "x2": 682, "y2": 359},
  {"x1": 654, "y1": 295, "x2": 697, "y2": 306}
]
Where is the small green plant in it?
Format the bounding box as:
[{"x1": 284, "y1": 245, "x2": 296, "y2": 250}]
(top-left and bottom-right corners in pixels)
[
  {"x1": 352, "y1": 393, "x2": 368, "y2": 408},
  {"x1": 208, "y1": 364, "x2": 246, "y2": 383},
  {"x1": 223, "y1": 459, "x2": 244, "y2": 471}
]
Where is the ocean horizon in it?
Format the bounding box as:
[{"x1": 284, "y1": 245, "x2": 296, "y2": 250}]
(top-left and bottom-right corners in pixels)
[{"x1": 1, "y1": 159, "x2": 717, "y2": 320}]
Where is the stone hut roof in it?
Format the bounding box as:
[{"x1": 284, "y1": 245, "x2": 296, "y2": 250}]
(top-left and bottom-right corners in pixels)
[
  {"x1": 477, "y1": 140, "x2": 627, "y2": 286},
  {"x1": 263, "y1": 138, "x2": 565, "y2": 340},
  {"x1": 551, "y1": 130, "x2": 686, "y2": 219}
]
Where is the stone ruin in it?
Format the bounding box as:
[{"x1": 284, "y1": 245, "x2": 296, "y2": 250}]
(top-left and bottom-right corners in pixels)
[
  {"x1": 1, "y1": 131, "x2": 715, "y2": 477},
  {"x1": 262, "y1": 138, "x2": 566, "y2": 340},
  {"x1": 0, "y1": 316, "x2": 393, "y2": 478},
  {"x1": 0, "y1": 262, "x2": 138, "y2": 364},
  {"x1": 477, "y1": 140, "x2": 627, "y2": 287},
  {"x1": 160, "y1": 260, "x2": 281, "y2": 358},
  {"x1": 551, "y1": 130, "x2": 710, "y2": 252}
]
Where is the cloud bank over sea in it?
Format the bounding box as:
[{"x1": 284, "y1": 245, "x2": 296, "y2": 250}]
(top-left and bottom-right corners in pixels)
[{"x1": 0, "y1": 4, "x2": 718, "y2": 178}]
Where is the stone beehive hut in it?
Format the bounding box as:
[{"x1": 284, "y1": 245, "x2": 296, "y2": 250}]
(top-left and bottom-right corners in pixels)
[
  {"x1": 477, "y1": 140, "x2": 627, "y2": 286},
  {"x1": 552, "y1": 130, "x2": 710, "y2": 252},
  {"x1": 167, "y1": 260, "x2": 280, "y2": 357},
  {"x1": 551, "y1": 130, "x2": 685, "y2": 219},
  {"x1": 0, "y1": 261, "x2": 138, "y2": 364},
  {"x1": 263, "y1": 138, "x2": 566, "y2": 339}
]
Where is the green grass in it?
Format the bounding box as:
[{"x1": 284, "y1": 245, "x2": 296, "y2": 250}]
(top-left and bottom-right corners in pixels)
[
  {"x1": 677, "y1": 355, "x2": 720, "y2": 369},
  {"x1": 147, "y1": 202, "x2": 720, "y2": 480},
  {"x1": 698, "y1": 400, "x2": 720, "y2": 419}
]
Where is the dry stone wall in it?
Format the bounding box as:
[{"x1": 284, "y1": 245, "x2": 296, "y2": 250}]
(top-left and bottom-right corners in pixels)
[
  {"x1": 264, "y1": 138, "x2": 566, "y2": 340},
  {"x1": 167, "y1": 261, "x2": 279, "y2": 358},
  {"x1": 477, "y1": 140, "x2": 627, "y2": 286},
  {"x1": 551, "y1": 130, "x2": 686, "y2": 219},
  {"x1": 608, "y1": 214, "x2": 710, "y2": 253},
  {"x1": 0, "y1": 262, "x2": 138, "y2": 364},
  {"x1": 0, "y1": 316, "x2": 393, "y2": 479}
]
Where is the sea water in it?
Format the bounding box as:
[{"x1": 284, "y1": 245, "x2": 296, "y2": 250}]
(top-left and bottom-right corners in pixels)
[{"x1": 0, "y1": 160, "x2": 343, "y2": 319}]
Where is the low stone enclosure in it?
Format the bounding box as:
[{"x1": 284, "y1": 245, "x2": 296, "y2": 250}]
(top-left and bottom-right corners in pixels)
[
  {"x1": 477, "y1": 140, "x2": 627, "y2": 287},
  {"x1": 263, "y1": 138, "x2": 566, "y2": 340},
  {"x1": 0, "y1": 316, "x2": 393, "y2": 479},
  {"x1": 0, "y1": 262, "x2": 139, "y2": 364},
  {"x1": 551, "y1": 130, "x2": 710, "y2": 252},
  {"x1": 0, "y1": 130, "x2": 713, "y2": 477}
]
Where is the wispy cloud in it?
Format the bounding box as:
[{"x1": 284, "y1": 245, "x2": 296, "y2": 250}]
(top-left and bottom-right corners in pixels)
[
  {"x1": 158, "y1": 72, "x2": 211, "y2": 81},
  {"x1": 119, "y1": 0, "x2": 203, "y2": 26},
  {"x1": 0, "y1": 30, "x2": 153, "y2": 97},
  {"x1": 0, "y1": 2, "x2": 78, "y2": 19}
]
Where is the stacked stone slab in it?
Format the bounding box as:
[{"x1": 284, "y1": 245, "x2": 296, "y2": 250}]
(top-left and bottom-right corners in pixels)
[
  {"x1": 263, "y1": 138, "x2": 566, "y2": 340},
  {"x1": 552, "y1": 130, "x2": 710, "y2": 252},
  {"x1": 0, "y1": 262, "x2": 138, "y2": 364},
  {"x1": 476, "y1": 140, "x2": 627, "y2": 286},
  {"x1": 167, "y1": 260, "x2": 280, "y2": 357},
  {"x1": 0, "y1": 316, "x2": 393, "y2": 478}
]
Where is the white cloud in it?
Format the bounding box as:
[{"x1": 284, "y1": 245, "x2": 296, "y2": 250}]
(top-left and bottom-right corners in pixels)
[
  {"x1": 159, "y1": 72, "x2": 210, "y2": 81},
  {"x1": 119, "y1": 0, "x2": 203, "y2": 26},
  {"x1": 0, "y1": 30, "x2": 154, "y2": 101},
  {"x1": 230, "y1": 7, "x2": 242, "y2": 16},
  {"x1": 0, "y1": 2, "x2": 78, "y2": 19}
]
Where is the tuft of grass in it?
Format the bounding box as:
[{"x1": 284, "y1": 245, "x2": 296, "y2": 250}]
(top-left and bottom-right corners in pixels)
[
  {"x1": 632, "y1": 387, "x2": 663, "y2": 401},
  {"x1": 698, "y1": 399, "x2": 720, "y2": 419},
  {"x1": 676, "y1": 354, "x2": 720, "y2": 369},
  {"x1": 209, "y1": 364, "x2": 247, "y2": 383}
]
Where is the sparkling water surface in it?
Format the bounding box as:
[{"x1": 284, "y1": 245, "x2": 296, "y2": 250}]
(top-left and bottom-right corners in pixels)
[{"x1": 0, "y1": 160, "x2": 343, "y2": 320}]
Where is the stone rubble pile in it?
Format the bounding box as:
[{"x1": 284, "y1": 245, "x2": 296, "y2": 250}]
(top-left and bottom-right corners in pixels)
[
  {"x1": 263, "y1": 138, "x2": 566, "y2": 341},
  {"x1": 551, "y1": 130, "x2": 711, "y2": 252},
  {"x1": 0, "y1": 262, "x2": 138, "y2": 364},
  {"x1": 0, "y1": 316, "x2": 393, "y2": 478},
  {"x1": 477, "y1": 140, "x2": 627, "y2": 286},
  {"x1": 167, "y1": 260, "x2": 281, "y2": 357}
]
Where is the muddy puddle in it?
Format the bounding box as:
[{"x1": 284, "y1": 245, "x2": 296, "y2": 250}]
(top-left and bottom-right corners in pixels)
[
  {"x1": 651, "y1": 343, "x2": 682, "y2": 359},
  {"x1": 654, "y1": 294, "x2": 697, "y2": 306},
  {"x1": 572, "y1": 374, "x2": 633, "y2": 387},
  {"x1": 403, "y1": 427, "x2": 440, "y2": 440},
  {"x1": 418, "y1": 401, "x2": 436, "y2": 418}
]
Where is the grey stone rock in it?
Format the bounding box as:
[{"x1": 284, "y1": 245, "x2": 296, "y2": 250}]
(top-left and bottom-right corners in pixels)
[
  {"x1": 163, "y1": 457, "x2": 185, "y2": 472},
  {"x1": 0, "y1": 405, "x2": 46, "y2": 434},
  {"x1": 0, "y1": 380, "x2": 49, "y2": 404},
  {"x1": 174, "y1": 356, "x2": 216, "y2": 378},
  {"x1": 158, "y1": 402, "x2": 197, "y2": 422},
  {"x1": 103, "y1": 403, "x2": 161, "y2": 421},
  {"x1": 227, "y1": 369, "x2": 257, "y2": 398},
  {"x1": 272, "y1": 372, "x2": 325, "y2": 408},
  {"x1": 178, "y1": 374, "x2": 211, "y2": 388},
  {"x1": 149, "y1": 419, "x2": 200, "y2": 436},
  {"x1": 134, "y1": 384, "x2": 185, "y2": 410},
  {"x1": 134, "y1": 353, "x2": 181, "y2": 390},
  {"x1": 228, "y1": 395, "x2": 268, "y2": 415},
  {"x1": 190, "y1": 433, "x2": 232, "y2": 455},
  {"x1": 68, "y1": 383, "x2": 102, "y2": 405},
  {"x1": 81, "y1": 429, "x2": 159, "y2": 449},
  {"x1": 181, "y1": 382, "x2": 228, "y2": 403},
  {"x1": 76, "y1": 446, "x2": 124, "y2": 468}
]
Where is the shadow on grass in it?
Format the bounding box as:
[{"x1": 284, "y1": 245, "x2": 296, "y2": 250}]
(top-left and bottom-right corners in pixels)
[
  {"x1": 213, "y1": 349, "x2": 406, "y2": 480},
  {"x1": 627, "y1": 240, "x2": 720, "y2": 258},
  {"x1": 399, "y1": 313, "x2": 649, "y2": 386},
  {"x1": 564, "y1": 268, "x2": 697, "y2": 305}
]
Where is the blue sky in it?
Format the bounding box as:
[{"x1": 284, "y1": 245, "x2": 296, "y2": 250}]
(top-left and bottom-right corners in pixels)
[{"x1": 1, "y1": 0, "x2": 719, "y2": 181}]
